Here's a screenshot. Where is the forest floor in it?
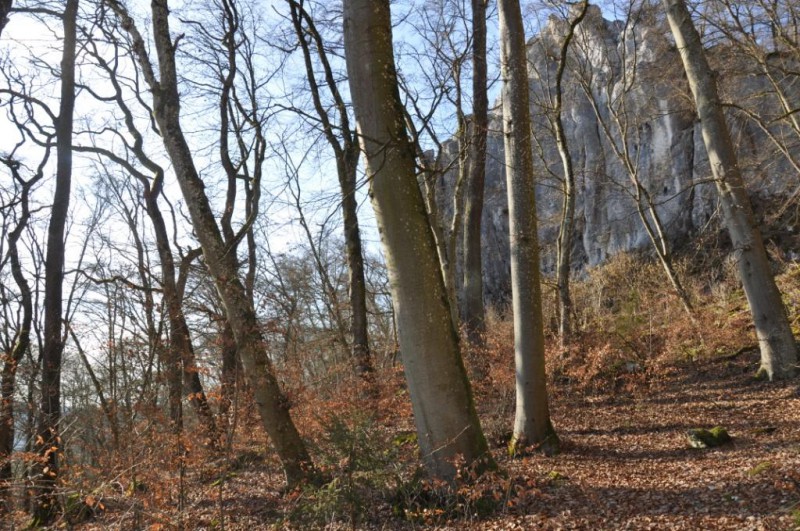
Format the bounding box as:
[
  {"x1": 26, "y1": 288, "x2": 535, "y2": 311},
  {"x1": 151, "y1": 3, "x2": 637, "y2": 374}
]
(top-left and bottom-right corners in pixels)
[
  {"x1": 68, "y1": 347, "x2": 799, "y2": 531},
  {"x1": 478, "y1": 353, "x2": 800, "y2": 530}
]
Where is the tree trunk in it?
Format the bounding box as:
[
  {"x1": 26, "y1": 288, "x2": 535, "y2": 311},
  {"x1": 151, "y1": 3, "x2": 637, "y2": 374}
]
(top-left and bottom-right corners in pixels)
[
  {"x1": 448, "y1": 119, "x2": 468, "y2": 331},
  {"x1": 33, "y1": 0, "x2": 78, "y2": 522},
  {"x1": 341, "y1": 161, "x2": 374, "y2": 379},
  {"x1": 498, "y1": 0, "x2": 559, "y2": 455},
  {"x1": 148, "y1": 202, "x2": 217, "y2": 447},
  {"x1": 418, "y1": 159, "x2": 461, "y2": 332},
  {"x1": 554, "y1": 2, "x2": 589, "y2": 347},
  {"x1": 108, "y1": 0, "x2": 314, "y2": 486},
  {"x1": 0, "y1": 158, "x2": 40, "y2": 506},
  {"x1": 0, "y1": 0, "x2": 11, "y2": 38},
  {"x1": 461, "y1": 0, "x2": 488, "y2": 344},
  {"x1": 288, "y1": 1, "x2": 374, "y2": 381},
  {"x1": 218, "y1": 319, "x2": 238, "y2": 422},
  {"x1": 343, "y1": 0, "x2": 494, "y2": 481},
  {"x1": 664, "y1": 0, "x2": 798, "y2": 380}
]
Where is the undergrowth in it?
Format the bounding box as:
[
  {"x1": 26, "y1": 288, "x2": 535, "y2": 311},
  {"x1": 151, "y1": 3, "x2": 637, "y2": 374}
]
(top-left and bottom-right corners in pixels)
[{"x1": 3, "y1": 249, "x2": 799, "y2": 529}]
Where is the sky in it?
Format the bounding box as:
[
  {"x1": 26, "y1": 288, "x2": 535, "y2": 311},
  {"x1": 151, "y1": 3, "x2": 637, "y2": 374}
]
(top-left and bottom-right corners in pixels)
[{"x1": 0, "y1": 0, "x2": 618, "y2": 318}]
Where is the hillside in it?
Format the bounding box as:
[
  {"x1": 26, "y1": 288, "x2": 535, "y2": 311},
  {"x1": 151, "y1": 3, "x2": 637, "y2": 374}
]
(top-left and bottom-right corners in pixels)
[{"x1": 5, "y1": 256, "x2": 799, "y2": 530}]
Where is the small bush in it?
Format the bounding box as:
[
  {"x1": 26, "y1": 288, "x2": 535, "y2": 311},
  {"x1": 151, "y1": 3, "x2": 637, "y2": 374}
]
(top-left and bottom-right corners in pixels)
[
  {"x1": 288, "y1": 412, "x2": 397, "y2": 528},
  {"x1": 391, "y1": 465, "x2": 511, "y2": 525}
]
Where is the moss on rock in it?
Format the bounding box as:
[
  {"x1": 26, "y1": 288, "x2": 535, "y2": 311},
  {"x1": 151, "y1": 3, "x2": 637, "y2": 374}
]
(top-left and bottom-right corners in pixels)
[{"x1": 686, "y1": 426, "x2": 732, "y2": 448}]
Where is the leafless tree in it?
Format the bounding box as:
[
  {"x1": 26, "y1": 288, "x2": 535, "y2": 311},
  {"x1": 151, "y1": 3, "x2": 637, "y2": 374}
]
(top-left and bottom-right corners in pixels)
[
  {"x1": 699, "y1": 0, "x2": 800, "y2": 220},
  {"x1": 285, "y1": 0, "x2": 375, "y2": 382},
  {"x1": 73, "y1": 11, "x2": 221, "y2": 447},
  {"x1": 461, "y1": 0, "x2": 490, "y2": 343},
  {"x1": 571, "y1": 0, "x2": 695, "y2": 317},
  {"x1": 105, "y1": 0, "x2": 316, "y2": 485},
  {"x1": 31, "y1": 0, "x2": 78, "y2": 521},
  {"x1": 498, "y1": 0, "x2": 559, "y2": 455},
  {"x1": 527, "y1": 1, "x2": 589, "y2": 346},
  {"x1": 0, "y1": 146, "x2": 47, "y2": 507},
  {"x1": 398, "y1": 0, "x2": 475, "y2": 330},
  {"x1": 664, "y1": 0, "x2": 798, "y2": 379}
]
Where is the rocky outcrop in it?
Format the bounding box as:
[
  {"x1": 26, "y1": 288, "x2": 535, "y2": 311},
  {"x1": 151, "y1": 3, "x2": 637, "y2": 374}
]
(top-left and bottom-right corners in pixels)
[{"x1": 437, "y1": 5, "x2": 799, "y2": 305}]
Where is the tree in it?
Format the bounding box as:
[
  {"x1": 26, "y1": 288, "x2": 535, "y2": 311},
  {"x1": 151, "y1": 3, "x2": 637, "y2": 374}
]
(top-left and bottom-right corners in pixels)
[
  {"x1": 106, "y1": 0, "x2": 315, "y2": 486},
  {"x1": 461, "y1": 0, "x2": 489, "y2": 343},
  {"x1": 0, "y1": 0, "x2": 10, "y2": 38},
  {"x1": 286, "y1": 0, "x2": 374, "y2": 382},
  {"x1": 33, "y1": 0, "x2": 78, "y2": 521},
  {"x1": 548, "y1": 1, "x2": 589, "y2": 346},
  {"x1": 664, "y1": 0, "x2": 798, "y2": 380},
  {"x1": 0, "y1": 150, "x2": 46, "y2": 505},
  {"x1": 280, "y1": 141, "x2": 353, "y2": 361},
  {"x1": 498, "y1": 0, "x2": 559, "y2": 455},
  {"x1": 342, "y1": 0, "x2": 494, "y2": 480},
  {"x1": 397, "y1": 0, "x2": 475, "y2": 331},
  {"x1": 700, "y1": 0, "x2": 800, "y2": 220},
  {"x1": 75, "y1": 6, "x2": 225, "y2": 448},
  {"x1": 571, "y1": 2, "x2": 695, "y2": 318}
]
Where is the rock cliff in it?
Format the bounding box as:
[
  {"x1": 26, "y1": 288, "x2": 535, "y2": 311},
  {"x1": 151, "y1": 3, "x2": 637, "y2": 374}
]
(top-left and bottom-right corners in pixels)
[{"x1": 437, "y1": 5, "x2": 798, "y2": 304}]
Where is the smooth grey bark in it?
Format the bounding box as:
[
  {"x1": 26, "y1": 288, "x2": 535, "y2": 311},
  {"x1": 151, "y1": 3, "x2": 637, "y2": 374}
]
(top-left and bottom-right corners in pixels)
[
  {"x1": 498, "y1": 0, "x2": 559, "y2": 455},
  {"x1": 553, "y1": 2, "x2": 588, "y2": 347},
  {"x1": 411, "y1": 133, "x2": 461, "y2": 331},
  {"x1": 664, "y1": 0, "x2": 798, "y2": 380},
  {"x1": 288, "y1": 0, "x2": 373, "y2": 382},
  {"x1": 399, "y1": 9, "x2": 469, "y2": 333},
  {"x1": 107, "y1": 0, "x2": 314, "y2": 486},
  {"x1": 447, "y1": 72, "x2": 469, "y2": 333},
  {"x1": 34, "y1": 0, "x2": 78, "y2": 522},
  {"x1": 461, "y1": 0, "x2": 488, "y2": 344},
  {"x1": 342, "y1": 0, "x2": 493, "y2": 481}
]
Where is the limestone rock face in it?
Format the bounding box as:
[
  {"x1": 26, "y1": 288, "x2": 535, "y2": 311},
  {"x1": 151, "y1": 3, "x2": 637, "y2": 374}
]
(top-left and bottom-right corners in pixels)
[{"x1": 438, "y1": 5, "x2": 798, "y2": 305}]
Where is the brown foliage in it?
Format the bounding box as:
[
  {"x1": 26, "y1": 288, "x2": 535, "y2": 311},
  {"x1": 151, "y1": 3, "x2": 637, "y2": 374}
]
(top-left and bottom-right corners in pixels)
[{"x1": 3, "y1": 252, "x2": 800, "y2": 529}]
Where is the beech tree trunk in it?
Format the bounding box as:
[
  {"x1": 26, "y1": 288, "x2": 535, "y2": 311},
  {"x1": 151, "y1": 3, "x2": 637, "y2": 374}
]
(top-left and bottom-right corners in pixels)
[
  {"x1": 108, "y1": 0, "x2": 314, "y2": 486},
  {"x1": 461, "y1": 0, "x2": 488, "y2": 344},
  {"x1": 33, "y1": 0, "x2": 78, "y2": 522},
  {"x1": 664, "y1": 0, "x2": 798, "y2": 380},
  {"x1": 498, "y1": 0, "x2": 559, "y2": 455},
  {"x1": 342, "y1": 0, "x2": 494, "y2": 481}
]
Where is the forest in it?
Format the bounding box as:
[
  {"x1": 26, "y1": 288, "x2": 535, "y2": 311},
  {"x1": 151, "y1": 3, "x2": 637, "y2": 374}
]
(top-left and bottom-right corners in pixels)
[{"x1": 0, "y1": 0, "x2": 799, "y2": 528}]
